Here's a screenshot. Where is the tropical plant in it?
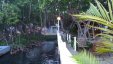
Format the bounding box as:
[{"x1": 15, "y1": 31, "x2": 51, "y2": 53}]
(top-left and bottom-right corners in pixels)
[
  {"x1": 72, "y1": 0, "x2": 113, "y2": 39},
  {"x1": 73, "y1": 50, "x2": 99, "y2": 64},
  {"x1": 92, "y1": 38, "x2": 113, "y2": 54}
]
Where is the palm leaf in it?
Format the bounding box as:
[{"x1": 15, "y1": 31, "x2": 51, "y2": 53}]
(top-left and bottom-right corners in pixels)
[
  {"x1": 73, "y1": 50, "x2": 99, "y2": 64},
  {"x1": 100, "y1": 1, "x2": 110, "y2": 21},
  {"x1": 95, "y1": 33, "x2": 113, "y2": 39},
  {"x1": 108, "y1": 0, "x2": 113, "y2": 21},
  {"x1": 86, "y1": 25, "x2": 113, "y2": 34},
  {"x1": 95, "y1": 0, "x2": 108, "y2": 21},
  {"x1": 73, "y1": 15, "x2": 113, "y2": 28},
  {"x1": 111, "y1": 0, "x2": 113, "y2": 9},
  {"x1": 86, "y1": 3, "x2": 102, "y2": 17}
]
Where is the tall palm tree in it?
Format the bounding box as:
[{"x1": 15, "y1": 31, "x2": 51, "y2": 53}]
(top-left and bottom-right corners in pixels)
[{"x1": 73, "y1": 0, "x2": 113, "y2": 39}]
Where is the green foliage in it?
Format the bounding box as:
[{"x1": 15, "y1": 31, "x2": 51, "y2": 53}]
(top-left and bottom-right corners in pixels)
[
  {"x1": 14, "y1": 34, "x2": 57, "y2": 45},
  {"x1": 37, "y1": 0, "x2": 53, "y2": 11},
  {"x1": 73, "y1": 50, "x2": 99, "y2": 64},
  {"x1": 0, "y1": 3, "x2": 20, "y2": 25},
  {"x1": 10, "y1": 34, "x2": 57, "y2": 50},
  {"x1": 16, "y1": 0, "x2": 31, "y2": 7},
  {"x1": 14, "y1": 35, "x2": 28, "y2": 45},
  {"x1": 93, "y1": 39, "x2": 113, "y2": 54},
  {"x1": 0, "y1": 41, "x2": 7, "y2": 46},
  {"x1": 10, "y1": 35, "x2": 28, "y2": 49},
  {"x1": 73, "y1": 0, "x2": 113, "y2": 39},
  {"x1": 0, "y1": 0, "x2": 94, "y2": 26}
]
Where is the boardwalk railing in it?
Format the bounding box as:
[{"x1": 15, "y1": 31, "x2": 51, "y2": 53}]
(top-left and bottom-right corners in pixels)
[{"x1": 57, "y1": 32, "x2": 78, "y2": 64}]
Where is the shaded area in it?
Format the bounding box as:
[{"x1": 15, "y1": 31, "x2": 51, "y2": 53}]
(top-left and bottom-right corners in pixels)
[{"x1": 0, "y1": 41, "x2": 60, "y2": 64}]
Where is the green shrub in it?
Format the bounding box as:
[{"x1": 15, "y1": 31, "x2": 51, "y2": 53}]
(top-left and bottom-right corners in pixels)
[
  {"x1": 92, "y1": 40, "x2": 113, "y2": 54},
  {"x1": 0, "y1": 41, "x2": 7, "y2": 46},
  {"x1": 11, "y1": 34, "x2": 57, "y2": 50},
  {"x1": 73, "y1": 50, "x2": 99, "y2": 64}
]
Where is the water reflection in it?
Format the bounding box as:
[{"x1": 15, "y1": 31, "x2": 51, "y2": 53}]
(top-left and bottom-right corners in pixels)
[{"x1": 0, "y1": 41, "x2": 60, "y2": 64}]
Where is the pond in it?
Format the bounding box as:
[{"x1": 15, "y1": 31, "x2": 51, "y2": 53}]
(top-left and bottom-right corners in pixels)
[{"x1": 0, "y1": 41, "x2": 60, "y2": 64}]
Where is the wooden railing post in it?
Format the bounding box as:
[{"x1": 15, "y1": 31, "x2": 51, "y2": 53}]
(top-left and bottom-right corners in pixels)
[
  {"x1": 66, "y1": 34, "x2": 69, "y2": 41},
  {"x1": 74, "y1": 37, "x2": 77, "y2": 51},
  {"x1": 69, "y1": 34, "x2": 71, "y2": 43}
]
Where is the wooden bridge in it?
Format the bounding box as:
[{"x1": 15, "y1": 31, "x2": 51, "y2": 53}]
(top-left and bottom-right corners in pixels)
[{"x1": 57, "y1": 32, "x2": 78, "y2": 64}]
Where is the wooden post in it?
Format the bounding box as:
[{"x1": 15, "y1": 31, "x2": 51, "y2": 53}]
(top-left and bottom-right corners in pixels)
[
  {"x1": 67, "y1": 34, "x2": 69, "y2": 41},
  {"x1": 74, "y1": 37, "x2": 77, "y2": 51},
  {"x1": 69, "y1": 34, "x2": 71, "y2": 43}
]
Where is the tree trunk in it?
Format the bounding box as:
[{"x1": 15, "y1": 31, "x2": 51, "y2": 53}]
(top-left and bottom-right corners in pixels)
[
  {"x1": 40, "y1": 11, "x2": 43, "y2": 27},
  {"x1": 29, "y1": 1, "x2": 31, "y2": 22},
  {"x1": 44, "y1": 9, "x2": 47, "y2": 27}
]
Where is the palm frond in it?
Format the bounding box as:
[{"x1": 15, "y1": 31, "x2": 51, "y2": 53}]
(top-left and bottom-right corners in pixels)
[
  {"x1": 95, "y1": 0, "x2": 109, "y2": 21},
  {"x1": 108, "y1": 0, "x2": 113, "y2": 21},
  {"x1": 73, "y1": 50, "x2": 99, "y2": 64},
  {"x1": 86, "y1": 3, "x2": 101, "y2": 17},
  {"x1": 100, "y1": 1, "x2": 110, "y2": 21},
  {"x1": 72, "y1": 0, "x2": 113, "y2": 40},
  {"x1": 111, "y1": 0, "x2": 113, "y2": 10},
  {"x1": 86, "y1": 25, "x2": 113, "y2": 34},
  {"x1": 95, "y1": 33, "x2": 113, "y2": 39},
  {"x1": 73, "y1": 15, "x2": 113, "y2": 28}
]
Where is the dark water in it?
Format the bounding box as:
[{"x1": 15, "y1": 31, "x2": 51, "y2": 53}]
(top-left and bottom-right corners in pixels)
[
  {"x1": 0, "y1": 52, "x2": 37, "y2": 64},
  {"x1": 0, "y1": 41, "x2": 60, "y2": 64},
  {"x1": 0, "y1": 52, "x2": 45, "y2": 64}
]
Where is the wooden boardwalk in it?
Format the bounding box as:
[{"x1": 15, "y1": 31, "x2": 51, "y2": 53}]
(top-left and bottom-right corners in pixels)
[{"x1": 57, "y1": 32, "x2": 78, "y2": 64}]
